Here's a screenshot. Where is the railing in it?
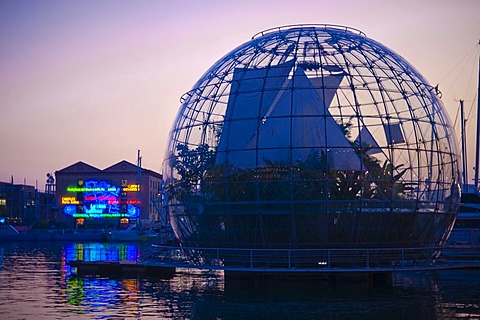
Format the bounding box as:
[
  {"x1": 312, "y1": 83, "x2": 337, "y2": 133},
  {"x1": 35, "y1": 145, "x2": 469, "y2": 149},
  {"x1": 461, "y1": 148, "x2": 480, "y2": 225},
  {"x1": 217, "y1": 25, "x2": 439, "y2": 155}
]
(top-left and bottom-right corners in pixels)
[
  {"x1": 251, "y1": 24, "x2": 367, "y2": 39},
  {"x1": 65, "y1": 243, "x2": 480, "y2": 273},
  {"x1": 143, "y1": 245, "x2": 479, "y2": 272}
]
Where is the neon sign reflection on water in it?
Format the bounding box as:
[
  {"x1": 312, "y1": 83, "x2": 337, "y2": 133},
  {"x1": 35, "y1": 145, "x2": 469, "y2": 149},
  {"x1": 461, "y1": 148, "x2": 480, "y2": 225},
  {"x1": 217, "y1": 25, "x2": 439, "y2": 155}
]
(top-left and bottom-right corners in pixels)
[{"x1": 63, "y1": 243, "x2": 140, "y2": 264}]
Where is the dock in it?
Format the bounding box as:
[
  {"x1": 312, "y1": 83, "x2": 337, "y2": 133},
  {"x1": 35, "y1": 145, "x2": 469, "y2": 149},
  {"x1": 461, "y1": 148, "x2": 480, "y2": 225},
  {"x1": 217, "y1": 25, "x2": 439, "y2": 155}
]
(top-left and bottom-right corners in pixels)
[
  {"x1": 67, "y1": 244, "x2": 480, "y2": 281},
  {"x1": 69, "y1": 260, "x2": 176, "y2": 278}
]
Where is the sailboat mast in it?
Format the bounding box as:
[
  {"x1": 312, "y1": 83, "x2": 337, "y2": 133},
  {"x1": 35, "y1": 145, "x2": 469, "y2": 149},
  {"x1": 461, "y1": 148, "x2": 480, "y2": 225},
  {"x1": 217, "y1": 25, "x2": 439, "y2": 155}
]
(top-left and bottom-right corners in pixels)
[
  {"x1": 460, "y1": 99, "x2": 468, "y2": 190},
  {"x1": 474, "y1": 45, "x2": 480, "y2": 189},
  {"x1": 137, "y1": 150, "x2": 142, "y2": 225}
]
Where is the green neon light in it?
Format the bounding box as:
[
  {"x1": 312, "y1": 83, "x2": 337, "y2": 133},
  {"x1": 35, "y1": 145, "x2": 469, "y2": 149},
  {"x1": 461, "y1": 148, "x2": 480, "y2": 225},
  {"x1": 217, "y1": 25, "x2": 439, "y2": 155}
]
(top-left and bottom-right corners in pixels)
[
  {"x1": 73, "y1": 213, "x2": 124, "y2": 218},
  {"x1": 67, "y1": 187, "x2": 118, "y2": 192}
]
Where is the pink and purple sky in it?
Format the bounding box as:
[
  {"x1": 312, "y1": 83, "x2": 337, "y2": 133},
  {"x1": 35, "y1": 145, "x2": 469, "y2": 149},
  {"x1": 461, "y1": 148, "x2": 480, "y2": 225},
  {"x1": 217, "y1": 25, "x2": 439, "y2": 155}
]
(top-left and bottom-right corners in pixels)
[{"x1": 0, "y1": 0, "x2": 479, "y2": 189}]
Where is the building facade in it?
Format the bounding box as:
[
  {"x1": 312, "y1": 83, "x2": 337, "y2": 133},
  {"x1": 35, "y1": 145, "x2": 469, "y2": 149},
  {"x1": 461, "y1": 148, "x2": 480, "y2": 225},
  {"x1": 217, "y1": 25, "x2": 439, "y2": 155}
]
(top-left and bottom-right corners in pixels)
[
  {"x1": 55, "y1": 160, "x2": 162, "y2": 228},
  {"x1": 0, "y1": 180, "x2": 54, "y2": 226}
]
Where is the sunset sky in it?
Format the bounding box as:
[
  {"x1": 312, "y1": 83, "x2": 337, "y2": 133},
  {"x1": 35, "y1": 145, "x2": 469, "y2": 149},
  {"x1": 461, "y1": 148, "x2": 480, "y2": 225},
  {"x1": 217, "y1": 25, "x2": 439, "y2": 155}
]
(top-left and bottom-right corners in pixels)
[{"x1": 1, "y1": 0, "x2": 479, "y2": 189}]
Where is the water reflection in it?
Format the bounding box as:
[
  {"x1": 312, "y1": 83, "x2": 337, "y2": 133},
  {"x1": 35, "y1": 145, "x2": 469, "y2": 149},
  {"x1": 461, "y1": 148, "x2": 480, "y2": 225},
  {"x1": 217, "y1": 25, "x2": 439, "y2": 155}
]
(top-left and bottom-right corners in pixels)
[
  {"x1": 63, "y1": 242, "x2": 140, "y2": 263},
  {"x1": 0, "y1": 242, "x2": 478, "y2": 319}
]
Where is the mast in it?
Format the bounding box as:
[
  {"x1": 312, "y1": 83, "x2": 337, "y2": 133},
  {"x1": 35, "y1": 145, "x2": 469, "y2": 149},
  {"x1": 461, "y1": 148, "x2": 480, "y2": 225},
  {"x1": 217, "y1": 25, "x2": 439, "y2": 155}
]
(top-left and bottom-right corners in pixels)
[
  {"x1": 474, "y1": 41, "x2": 480, "y2": 189},
  {"x1": 460, "y1": 99, "x2": 468, "y2": 190},
  {"x1": 137, "y1": 150, "x2": 142, "y2": 226}
]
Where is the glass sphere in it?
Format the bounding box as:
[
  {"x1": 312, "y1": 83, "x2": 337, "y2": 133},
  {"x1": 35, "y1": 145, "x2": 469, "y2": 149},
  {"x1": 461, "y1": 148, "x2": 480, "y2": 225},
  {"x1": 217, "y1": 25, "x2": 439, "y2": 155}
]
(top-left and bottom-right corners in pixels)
[{"x1": 162, "y1": 25, "x2": 461, "y2": 251}]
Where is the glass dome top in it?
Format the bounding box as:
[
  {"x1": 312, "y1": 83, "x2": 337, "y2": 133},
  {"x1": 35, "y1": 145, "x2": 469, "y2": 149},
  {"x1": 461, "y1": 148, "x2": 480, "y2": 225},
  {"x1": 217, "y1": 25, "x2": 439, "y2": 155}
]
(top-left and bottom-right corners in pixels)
[{"x1": 163, "y1": 25, "x2": 461, "y2": 250}]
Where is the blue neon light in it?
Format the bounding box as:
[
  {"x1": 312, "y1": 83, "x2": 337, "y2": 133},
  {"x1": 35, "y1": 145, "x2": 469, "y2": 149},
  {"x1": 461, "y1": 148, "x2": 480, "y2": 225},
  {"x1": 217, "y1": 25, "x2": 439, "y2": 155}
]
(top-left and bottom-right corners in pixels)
[
  {"x1": 64, "y1": 205, "x2": 77, "y2": 216},
  {"x1": 127, "y1": 204, "x2": 140, "y2": 218}
]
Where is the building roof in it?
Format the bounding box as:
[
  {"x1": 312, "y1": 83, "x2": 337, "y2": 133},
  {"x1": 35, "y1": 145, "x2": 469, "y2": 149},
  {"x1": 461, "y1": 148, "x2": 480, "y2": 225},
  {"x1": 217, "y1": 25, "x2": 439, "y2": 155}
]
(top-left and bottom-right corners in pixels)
[
  {"x1": 55, "y1": 160, "x2": 162, "y2": 179},
  {"x1": 55, "y1": 161, "x2": 101, "y2": 174},
  {"x1": 104, "y1": 160, "x2": 139, "y2": 173}
]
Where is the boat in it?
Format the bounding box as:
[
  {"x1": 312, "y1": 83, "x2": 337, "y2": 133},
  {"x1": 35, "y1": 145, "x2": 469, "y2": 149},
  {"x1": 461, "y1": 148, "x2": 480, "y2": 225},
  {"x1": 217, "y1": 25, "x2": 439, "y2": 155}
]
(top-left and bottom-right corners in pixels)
[{"x1": 448, "y1": 184, "x2": 480, "y2": 247}]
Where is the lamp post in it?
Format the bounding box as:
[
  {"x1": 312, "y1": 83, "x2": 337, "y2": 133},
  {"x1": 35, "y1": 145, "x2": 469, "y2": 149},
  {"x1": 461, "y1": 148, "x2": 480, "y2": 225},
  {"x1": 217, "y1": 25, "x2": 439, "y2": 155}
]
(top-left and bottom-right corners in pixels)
[{"x1": 45, "y1": 173, "x2": 55, "y2": 224}]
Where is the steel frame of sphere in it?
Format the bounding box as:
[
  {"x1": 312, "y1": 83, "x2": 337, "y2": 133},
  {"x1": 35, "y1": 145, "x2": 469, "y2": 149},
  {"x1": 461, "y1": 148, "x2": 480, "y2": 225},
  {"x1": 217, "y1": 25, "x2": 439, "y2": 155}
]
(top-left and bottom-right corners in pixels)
[{"x1": 162, "y1": 25, "x2": 460, "y2": 269}]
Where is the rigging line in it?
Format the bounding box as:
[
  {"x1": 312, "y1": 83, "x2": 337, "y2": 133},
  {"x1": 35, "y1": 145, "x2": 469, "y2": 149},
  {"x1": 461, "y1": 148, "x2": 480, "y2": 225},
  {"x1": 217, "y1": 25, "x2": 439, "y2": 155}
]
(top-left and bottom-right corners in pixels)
[
  {"x1": 462, "y1": 52, "x2": 479, "y2": 100},
  {"x1": 446, "y1": 43, "x2": 479, "y2": 148},
  {"x1": 465, "y1": 93, "x2": 477, "y2": 137},
  {"x1": 453, "y1": 101, "x2": 463, "y2": 148},
  {"x1": 441, "y1": 51, "x2": 478, "y2": 100},
  {"x1": 466, "y1": 91, "x2": 479, "y2": 132},
  {"x1": 453, "y1": 103, "x2": 460, "y2": 128},
  {"x1": 437, "y1": 43, "x2": 477, "y2": 85}
]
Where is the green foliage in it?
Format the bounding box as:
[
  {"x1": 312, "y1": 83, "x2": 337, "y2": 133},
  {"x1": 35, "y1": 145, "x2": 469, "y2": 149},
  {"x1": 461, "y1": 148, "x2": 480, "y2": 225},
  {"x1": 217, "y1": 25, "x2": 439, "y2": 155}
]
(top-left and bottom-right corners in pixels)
[
  {"x1": 359, "y1": 152, "x2": 410, "y2": 200},
  {"x1": 174, "y1": 143, "x2": 215, "y2": 193},
  {"x1": 171, "y1": 124, "x2": 410, "y2": 203}
]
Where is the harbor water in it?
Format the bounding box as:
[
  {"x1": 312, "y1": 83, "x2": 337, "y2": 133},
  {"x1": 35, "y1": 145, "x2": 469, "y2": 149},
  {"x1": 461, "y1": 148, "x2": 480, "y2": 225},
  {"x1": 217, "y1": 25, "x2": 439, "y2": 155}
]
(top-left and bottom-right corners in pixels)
[{"x1": 0, "y1": 242, "x2": 479, "y2": 319}]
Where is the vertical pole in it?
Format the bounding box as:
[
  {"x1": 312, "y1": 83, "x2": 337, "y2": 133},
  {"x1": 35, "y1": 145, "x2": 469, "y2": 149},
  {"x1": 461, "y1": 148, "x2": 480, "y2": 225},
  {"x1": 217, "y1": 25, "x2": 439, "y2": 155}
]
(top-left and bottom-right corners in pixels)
[
  {"x1": 10, "y1": 175, "x2": 13, "y2": 220},
  {"x1": 35, "y1": 180, "x2": 39, "y2": 223},
  {"x1": 475, "y1": 51, "x2": 480, "y2": 189},
  {"x1": 137, "y1": 150, "x2": 142, "y2": 227},
  {"x1": 460, "y1": 100, "x2": 468, "y2": 190}
]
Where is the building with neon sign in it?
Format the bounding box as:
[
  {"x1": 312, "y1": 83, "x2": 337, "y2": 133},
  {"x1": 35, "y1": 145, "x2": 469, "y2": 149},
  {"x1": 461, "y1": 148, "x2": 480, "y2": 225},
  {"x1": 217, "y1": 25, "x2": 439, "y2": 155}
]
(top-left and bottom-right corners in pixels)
[{"x1": 55, "y1": 160, "x2": 162, "y2": 228}]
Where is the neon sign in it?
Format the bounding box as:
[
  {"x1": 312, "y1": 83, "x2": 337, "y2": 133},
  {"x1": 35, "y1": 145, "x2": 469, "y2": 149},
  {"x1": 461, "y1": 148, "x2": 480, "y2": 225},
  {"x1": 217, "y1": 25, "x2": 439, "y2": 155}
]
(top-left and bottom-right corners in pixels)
[
  {"x1": 64, "y1": 205, "x2": 77, "y2": 216},
  {"x1": 123, "y1": 184, "x2": 140, "y2": 192},
  {"x1": 67, "y1": 186, "x2": 118, "y2": 192},
  {"x1": 62, "y1": 197, "x2": 80, "y2": 204},
  {"x1": 62, "y1": 180, "x2": 140, "y2": 219},
  {"x1": 84, "y1": 195, "x2": 118, "y2": 202},
  {"x1": 84, "y1": 203, "x2": 108, "y2": 214},
  {"x1": 73, "y1": 213, "x2": 124, "y2": 218},
  {"x1": 126, "y1": 199, "x2": 140, "y2": 205}
]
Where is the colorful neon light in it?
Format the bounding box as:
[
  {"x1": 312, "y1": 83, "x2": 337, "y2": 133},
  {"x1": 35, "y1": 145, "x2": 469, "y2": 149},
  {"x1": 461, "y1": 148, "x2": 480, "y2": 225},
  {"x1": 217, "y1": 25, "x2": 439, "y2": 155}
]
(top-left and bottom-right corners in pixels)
[
  {"x1": 67, "y1": 186, "x2": 118, "y2": 192},
  {"x1": 126, "y1": 199, "x2": 140, "y2": 205},
  {"x1": 123, "y1": 184, "x2": 140, "y2": 192},
  {"x1": 63, "y1": 180, "x2": 140, "y2": 219},
  {"x1": 71, "y1": 211, "x2": 139, "y2": 218},
  {"x1": 73, "y1": 213, "x2": 124, "y2": 218},
  {"x1": 64, "y1": 205, "x2": 77, "y2": 216},
  {"x1": 83, "y1": 195, "x2": 117, "y2": 202},
  {"x1": 62, "y1": 197, "x2": 79, "y2": 204},
  {"x1": 84, "y1": 204, "x2": 107, "y2": 214},
  {"x1": 127, "y1": 204, "x2": 140, "y2": 217}
]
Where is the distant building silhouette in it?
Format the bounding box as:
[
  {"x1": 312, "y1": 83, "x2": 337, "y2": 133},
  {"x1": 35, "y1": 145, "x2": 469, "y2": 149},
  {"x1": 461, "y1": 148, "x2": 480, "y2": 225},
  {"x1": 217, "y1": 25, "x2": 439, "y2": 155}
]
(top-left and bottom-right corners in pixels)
[{"x1": 0, "y1": 181, "x2": 54, "y2": 227}]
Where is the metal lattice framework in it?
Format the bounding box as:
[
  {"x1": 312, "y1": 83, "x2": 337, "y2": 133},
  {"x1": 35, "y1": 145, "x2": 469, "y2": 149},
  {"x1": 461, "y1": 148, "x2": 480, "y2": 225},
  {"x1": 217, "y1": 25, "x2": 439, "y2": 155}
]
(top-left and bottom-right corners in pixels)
[{"x1": 162, "y1": 25, "x2": 461, "y2": 256}]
